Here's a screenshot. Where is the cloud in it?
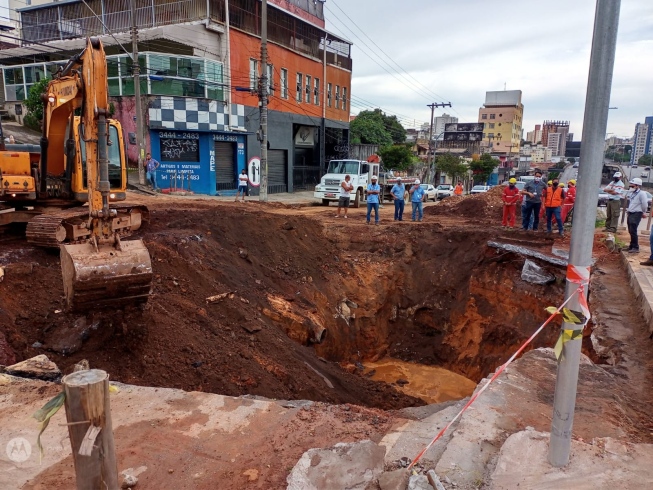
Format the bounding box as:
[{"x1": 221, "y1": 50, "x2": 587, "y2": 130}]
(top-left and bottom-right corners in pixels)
[{"x1": 326, "y1": 0, "x2": 653, "y2": 138}]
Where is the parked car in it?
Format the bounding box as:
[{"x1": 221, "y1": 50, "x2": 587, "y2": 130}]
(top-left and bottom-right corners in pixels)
[
  {"x1": 471, "y1": 185, "x2": 491, "y2": 194},
  {"x1": 641, "y1": 172, "x2": 649, "y2": 179},
  {"x1": 436, "y1": 184, "x2": 454, "y2": 200},
  {"x1": 573, "y1": 163, "x2": 579, "y2": 168},
  {"x1": 503, "y1": 181, "x2": 526, "y2": 192},
  {"x1": 420, "y1": 184, "x2": 437, "y2": 201},
  {"x1": 598, "y1": 188, "x2": 609, "y2": 207}
]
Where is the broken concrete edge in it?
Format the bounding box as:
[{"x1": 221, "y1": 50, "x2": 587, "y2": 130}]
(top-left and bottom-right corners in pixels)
[
  {"x1": 127, "y1": 182, "x2": 158, "y2": 196},
  {"x1": 487, "y1": 241, "x2": 568, "y2": 267},
  {"x1": 2, "y1": 354, "x2": 62, "y2": 382},
  {"x1": 620, "y1": 251, "x2": 653, "y2": 336}
]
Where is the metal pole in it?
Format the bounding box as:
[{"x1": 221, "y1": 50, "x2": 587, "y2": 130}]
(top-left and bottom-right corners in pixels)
[
  {"x1": 259, "y1": 0, "x2": 268, "y2": 201},
  {"x1": 224, "y1": 0, "x2": 232, "y2": 129},
  {"x1": 548, "y1": 0, "x2": 620, "y2": 467},
  {"x1": 428, "y1": 104, "x2": 435, "y2": 184},
  {"x1": 131, "y1": 0, "x2": 146, "y2": 186},
  {"x1": 321, "y1": 33, "x2": 327, "y2": 174}
]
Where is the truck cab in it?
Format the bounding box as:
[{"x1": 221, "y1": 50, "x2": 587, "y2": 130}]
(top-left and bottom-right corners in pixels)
[{"x1": 314, "y1": 159, "x2": 380, "y2": 208}]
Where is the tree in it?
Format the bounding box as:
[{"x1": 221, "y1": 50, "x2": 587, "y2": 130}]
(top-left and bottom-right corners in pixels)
[
  {"x1": 469, "y1": 153, "x2": 497, "y2": 184},
  {"x1": 24, "y1": 78, "x2": 50, "y2": 130},
  {"x1": 567, "y1": 157, "x2": 576, "y2": 164},
  {"x1": 378, "y1": 144, "x2": 415, "y2": 171},
  {"x1": 639, "y1": 154, "x2": 653, "y2": 166},
  {"x1": 435, "y1": 153, "x2": 468, "y2": 182},
  {"x1": 380, "y1": 112, "x2": 407, "y2": 144},
  {"x1": 350, "y1": 110, "x2": 393, "y2": 147}
]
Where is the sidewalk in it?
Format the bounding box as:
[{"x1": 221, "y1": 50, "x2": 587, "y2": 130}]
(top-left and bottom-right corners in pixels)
[{"x1": 619, "y1": 223, "x2": 653, "y2": 336}]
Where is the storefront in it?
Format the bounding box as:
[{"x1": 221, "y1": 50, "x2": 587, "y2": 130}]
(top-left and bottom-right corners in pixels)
[{"x1": 148, "y1": 96, "x2": 248, "y2": 195}]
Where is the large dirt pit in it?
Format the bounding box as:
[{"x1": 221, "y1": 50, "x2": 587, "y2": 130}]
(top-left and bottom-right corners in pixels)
[{"x1": 1, "y1": 198, "x2": 574, "y2": 409}]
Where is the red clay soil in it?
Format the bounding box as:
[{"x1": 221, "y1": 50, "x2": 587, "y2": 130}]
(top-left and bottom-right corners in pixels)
[
  {"x1": 1, "y1": 197, "x2": 571, "y2": 406},
  {"x1": 426, "y1": 185, "x2": 505, "y2": 220}
]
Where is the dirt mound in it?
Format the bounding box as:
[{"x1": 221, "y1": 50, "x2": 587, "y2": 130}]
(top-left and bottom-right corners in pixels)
[{"x1": 426, "y1": 185, "x2": 505, "y2": 219}]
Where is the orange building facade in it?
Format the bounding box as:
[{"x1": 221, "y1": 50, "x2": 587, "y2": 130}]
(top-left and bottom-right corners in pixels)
[{"x1": 227, "y1": 0, "x2": 353, "y2": 192}]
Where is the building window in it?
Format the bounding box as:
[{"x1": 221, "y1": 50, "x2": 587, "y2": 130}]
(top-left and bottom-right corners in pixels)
[
  {"x1": 327, "y1": 82, "x2": 332, "y2": 107},
  {"x1": 481, "y1": 114, "x2": 487, "y2": 120},
  {"x1": 296, "y1": 73, "x2": 303, "y2": 102},
  {"x1": 489, "y1": 114, "x2": 496, "y2": 120},
  {"x1": 314, "y1": 78, "x2": 320, "y2": 105},
  {"x1": 488, "y1": 133, "x2": 494, "y2": 139},
  {"x1": 342, "y1": 87, "x2": 347, "y2": 111},
  {"x1": 335, "y1": 85, "x2": 340, "y2": 109},
  {"x1": 280, "y1": 68, "x2": 288, "y2": 99},
  {"x1": 305, "y1": 75, "x2": 311, "y2": 103},
  {"x1": 488, "y1": 123, "x2": 495, "y2": 129},
  {"x1": 249, "y1": 58, "x2": 259, "y2": 90}
]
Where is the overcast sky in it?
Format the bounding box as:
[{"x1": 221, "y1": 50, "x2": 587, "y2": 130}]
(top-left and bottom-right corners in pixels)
[{"x1": 325, "y1": 0, "x2": 653, "y2": 140}]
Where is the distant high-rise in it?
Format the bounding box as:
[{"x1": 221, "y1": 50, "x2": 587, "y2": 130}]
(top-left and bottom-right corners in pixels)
[
  {"x1": 631, "y1": 117, "x2": 653, "y2": 165},
  {"x1": 526, "y1": 124, "x2": 542, "y2": 144},
  {"x1": 478, "y1": 90, "x2": 524, "y2": 156},
  {"x1": 434, "y1": 113, "x2": 458, "y2": 140},
  {"x1": 542, "y1": 121, "x2": 570, "y2": 157}
]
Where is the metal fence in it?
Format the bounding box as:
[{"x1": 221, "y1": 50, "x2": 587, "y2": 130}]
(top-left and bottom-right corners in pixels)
[{"x1": 21, "y1": 0, "x2": 207, "y2": 44}]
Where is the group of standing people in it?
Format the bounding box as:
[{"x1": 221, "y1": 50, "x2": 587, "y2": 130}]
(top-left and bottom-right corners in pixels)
[
  {"x1": 334, "y1": 175, "x2": 428, "y2": 224},
  {"x1": 501, "y1": 171, "x2": 576, "y2": 236}
]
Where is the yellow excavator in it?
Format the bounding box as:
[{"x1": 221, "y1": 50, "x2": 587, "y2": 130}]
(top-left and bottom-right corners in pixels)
[{"x1": 0, "y1": 38, "x2": 152, "y2": 311}]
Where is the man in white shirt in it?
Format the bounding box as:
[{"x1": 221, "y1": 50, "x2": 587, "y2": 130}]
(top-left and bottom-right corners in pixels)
[
  {"x1": 336, "y1": 174, "x2": 354, "y2": 218},
  {"x1": 603, "y1": 171, "x2": 624, "y2": 232},
  {"x1": 626, "y1": 177, "x2": 648, "y2": 253},
  {"x1": 235, "y1": 169, "x2": 249, "y2": 202}
]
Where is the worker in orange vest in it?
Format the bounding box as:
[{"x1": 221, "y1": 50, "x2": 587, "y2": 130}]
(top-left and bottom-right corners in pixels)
[
  {"x1": 502, "y1": 178, "x2": 521, "y2": 227},
  {"x1": 540, "y1": 180, "x2": 553, "y2": 220},
  {"x1": 454, "y1": 182, "x2": 464, "y2": 196},
  {"x1": 542, "y1": 177, "x2": 566, "y2": 236},
  {"x1": 561, "y1": 179, "x2": 576, "y2": 223}
]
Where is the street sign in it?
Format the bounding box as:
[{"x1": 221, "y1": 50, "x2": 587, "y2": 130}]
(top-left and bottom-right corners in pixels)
[{"x1": 248, "y1": 157, "x2": 261, "y2": 187}]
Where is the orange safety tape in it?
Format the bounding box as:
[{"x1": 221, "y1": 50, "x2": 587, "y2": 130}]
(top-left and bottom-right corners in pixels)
[{"x1": 407, "y1": 283, "x2": 588, "y2": 470}]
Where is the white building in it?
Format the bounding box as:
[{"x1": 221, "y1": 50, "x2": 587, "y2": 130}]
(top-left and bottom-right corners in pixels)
[
  {"x1": 631, "y1": 122, "x2": 651, "y2": 165},
  {"x1": 434, "y1": 113, "x2": 458, "y2": 140},
  {"x1": 547, "y1": 133, "x2": 562, "y2": 157}
]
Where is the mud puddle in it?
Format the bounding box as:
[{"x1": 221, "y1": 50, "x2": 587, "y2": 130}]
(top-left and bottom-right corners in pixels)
[{"x1": 363, "y1": 358, "x2": 476, "y2": 403}]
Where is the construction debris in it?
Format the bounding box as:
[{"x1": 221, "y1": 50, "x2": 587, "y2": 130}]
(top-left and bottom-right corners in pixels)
[{"x1": 4, "y1": 354, "x2": 61, "y2": 381}]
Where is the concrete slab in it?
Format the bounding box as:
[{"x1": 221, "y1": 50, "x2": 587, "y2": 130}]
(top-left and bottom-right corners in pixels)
[
  {"x1": 621, "y1": 251, "x2": 653, "y2": 336},
  {"x1": 490, "y1": 430, "x2": 653, "y2": 489},
  {"x1": 286, "y1": 440, "x2": 385, "y2": 490}
]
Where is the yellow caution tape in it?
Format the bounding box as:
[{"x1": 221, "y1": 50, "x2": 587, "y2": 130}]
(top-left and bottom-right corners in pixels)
[{"x1": 554, "y1": 329, "x2": 584, "y2": 360}]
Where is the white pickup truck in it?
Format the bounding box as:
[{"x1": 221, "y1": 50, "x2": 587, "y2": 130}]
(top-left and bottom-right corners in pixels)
[{"x1": 314, "y1": 159, "x2": 380, "y2": 207}]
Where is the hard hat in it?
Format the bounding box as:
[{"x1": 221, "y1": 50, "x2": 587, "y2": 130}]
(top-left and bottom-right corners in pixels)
[
  {"x1": 630, "y1": 177, "x2": 642, "y2": 186},
  {"x1": 371, "y1": 175, "x2": 378, "y2": 180},
  {"x1": 614, "y1": 172, "x2": 622, "y2": 178},
  {"x1": 568, "y1": 179, "x2": 576, "y2": 185},
  {"x1": 559, "y1": 183, "x2": 565, "y2": 187},
  {"x1": 414, "y1": 179, "x2": 421, "y2": 185},
  {"x1": 396, "y1": 177, "x2": 402, "y2": 181},
  {"x1": 509, "y1": 178, "x2": 517, "y2": 184},
  {"x1": 548, "y1": 180, "x2": 553, "y2": 185}
]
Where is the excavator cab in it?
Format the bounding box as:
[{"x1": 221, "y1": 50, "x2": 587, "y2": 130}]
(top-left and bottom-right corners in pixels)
[{"x1": 42, "y1": 38, "x2": 152, "y2": 311}]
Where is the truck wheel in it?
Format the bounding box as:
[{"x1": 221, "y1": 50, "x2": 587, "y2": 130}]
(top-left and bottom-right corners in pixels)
[
  {"x1": 353, "y1": 189, "x2": 362, "y2": 208},
  {"x1": 322, "y1": 199, "x2": 330, "y2": 206}
]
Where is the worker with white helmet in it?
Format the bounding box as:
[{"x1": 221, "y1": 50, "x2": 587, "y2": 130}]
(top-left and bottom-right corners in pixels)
[
  {"x1": 409, "y1": 179, "x2": 426, "y2": 222},
  {"x1": 366, "y1": 174, "x2": 381, "y2": 225},
  {"x1": 603, "y1": 171, "x2": 624, "y2": 232},
  {"x1": 626, "y1": 177, "x2": 648, "y2": 253}
]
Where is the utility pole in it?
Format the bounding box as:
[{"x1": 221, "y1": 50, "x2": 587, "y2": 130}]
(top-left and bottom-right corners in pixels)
[
  {"x1": 321, "y1": 33, "x2": 328, "y2": 175},
  {"x1": 131, "y1": 0, "x2": 146, "y2": 185},
  {"x1": 258, "y1": 0, "x2": 269, "y2": 201},
  {"x1": 548, "y1": 0, "x2": 620, "y2": 467},
  {"x1": 427, "y1": 102, "x2": 452, "y2": 185}
]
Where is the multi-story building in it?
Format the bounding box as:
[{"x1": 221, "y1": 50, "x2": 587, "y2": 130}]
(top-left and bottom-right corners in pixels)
[
  {"x1": 526, "y1": 124, "x2": 541, "y2": 144},
  {"x1": 541, "y1": 120, "x2": 570, "y2": 158},
  {"x1": 434, "y1": 113, "x2": 457, "y2": 140},
  {"x1": 478, "y1": 90, "x2": 523, "y2": 162},
  {"x1": 630, "y1": 117, "x2": 653, "y2": 165},
  {"x1": 520, "y1": 143, "x2": 552, "y2": 164},
  {"x1": 0, "y1": 0, "x2": 352, "y2": 195}
]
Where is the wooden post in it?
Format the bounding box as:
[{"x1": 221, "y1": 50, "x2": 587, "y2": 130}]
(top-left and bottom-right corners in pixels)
[{"x1": 62, "y1": 369, "x2": 119, "y2": 490}]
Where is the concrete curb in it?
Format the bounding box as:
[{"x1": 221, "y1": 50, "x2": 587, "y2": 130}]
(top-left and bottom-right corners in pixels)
[{"x1": 620, "y1": 251, "x2": 653, "y2": 336}]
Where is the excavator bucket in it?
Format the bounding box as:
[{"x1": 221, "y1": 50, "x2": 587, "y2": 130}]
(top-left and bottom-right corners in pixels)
[{"x1": 60, "y1": 239, "x2": 152, "y2": 311}]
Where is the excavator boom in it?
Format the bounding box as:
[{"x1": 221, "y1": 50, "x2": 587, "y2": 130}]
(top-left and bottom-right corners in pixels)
[{"x1": 43, "y1": 38, "x2": 152, "y2": 311}]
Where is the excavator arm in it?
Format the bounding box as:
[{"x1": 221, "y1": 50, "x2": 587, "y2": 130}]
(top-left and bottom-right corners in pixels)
[{"x1": 44, "y1": 38, "x2": 152, "y2": 311}]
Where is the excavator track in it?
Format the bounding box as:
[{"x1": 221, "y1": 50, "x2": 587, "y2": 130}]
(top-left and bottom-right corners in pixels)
[{"x1": 25, "y1": 204, "x2": 149, "y2": 249}]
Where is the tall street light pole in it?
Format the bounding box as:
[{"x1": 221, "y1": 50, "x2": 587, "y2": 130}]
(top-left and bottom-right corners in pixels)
[
  {"x1": 259, "y1": 0, "x2": 269, "y2": 201},
  {"x1": 131, "y1": 0, "x2": 145, "y2": 185},
  {"x1": 548, "y1": 0, "x2": 621, "y2": 467}
]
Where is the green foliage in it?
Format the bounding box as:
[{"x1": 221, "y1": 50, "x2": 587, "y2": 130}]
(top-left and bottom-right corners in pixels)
[
  {"x1": 23, "y1": 113, "x2": 41, "y2": 131},
  {"x1": 435, "y1": 153, "x2": 467, "y2": 181},
  {"x1": 638, "y1": 154, "x2": 653, "y2": 166},
  {"x1": 378, "y1": 144, "x2": 414, "y2": 171},
  {"x1": 624, "y1": 145, "x2": 632, "y2": 153},
  {"x1": 567, "y1": 157, "x2": 576, "y2": 163},
  {"x1": 350, "y1": 109, "x2": 405, "y2": 146},
  {"x1": 24, "y1": 78, "x2": 50, "y2": 125},
  {"x1": 109, "y1": 102, "x2": 116, "y2": 117},
  {"x1": 469, "y1": 153, "x2": 497, "y2": 184}
]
